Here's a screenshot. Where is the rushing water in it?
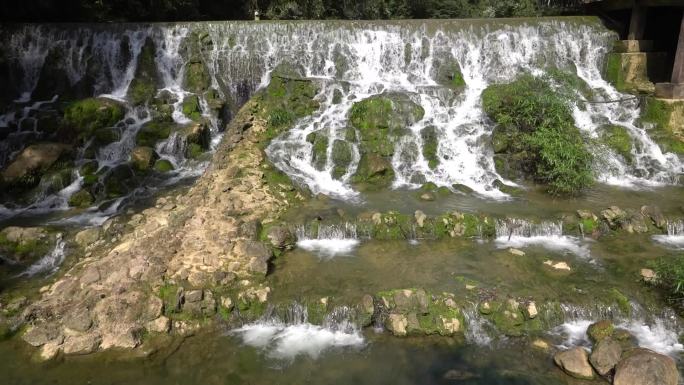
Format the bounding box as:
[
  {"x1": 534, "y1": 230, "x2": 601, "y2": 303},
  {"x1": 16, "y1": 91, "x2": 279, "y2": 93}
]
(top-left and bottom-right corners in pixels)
[{"x1": 653, "y1": 220, "x2": 684, "y2": 250}]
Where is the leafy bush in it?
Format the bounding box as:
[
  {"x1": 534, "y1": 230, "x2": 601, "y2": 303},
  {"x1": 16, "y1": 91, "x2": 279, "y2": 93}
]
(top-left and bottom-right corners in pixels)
[{"x1": 482, "y1": 74, "x2": 593, "y2": 195}]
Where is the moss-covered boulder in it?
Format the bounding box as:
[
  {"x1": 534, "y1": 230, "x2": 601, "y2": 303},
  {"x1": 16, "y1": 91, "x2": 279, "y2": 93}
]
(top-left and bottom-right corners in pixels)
[
  {"x1": 127, "y1": 38, "x2": 159, "y2": 106},
  {"x1": 433, "y1": 57, "x2": 466, "y2": 89},
  {"x1": 63, "y1": 98, "x2": 125, "y2": 141},
  {"x1": 136, "y1": 121, "x2": 174, "y2": 147},
  {"x1": 483, "y1": 74, "x2": 593, "y2": 195},
  {"x1": 641, "y1": 97, "x2": 684, "y2": 155},
  {"x1": 421, "y1": 126, "x2": 439, "y2": 169},
  {"x1": 258, "y1": 74, "x2": 320, "y2": 137},
  {"x1": 377, "y1": 289, "x2": 464, "y2": 337},
  {"x1": 600, "y1": 125, "x2": 633, "y2": 163},
  {"x1": 348, "y1": 93, "x2": 423, "y2": 187},
  {"x1": 183, "y1": 61, "x2": 211, "y2": 94},
  {"x1": 331, "y1": 139, "x2": 353, "y2": 178},
  {"x1": 153, "y1": 159, "x2": 174, "y2": 173},
  {"x1": 587, "y1": 320, "x2": 614, "y2": 343},
  {"x1": 182, "y1": 95, "x2": 202, "y2": 121},
  {"x1": 306, "y1": 131, "x2": 329, "y2": 171},
  {"x1": 68, "y1": 189, "x2": 94, "y2": 208},
  {"x1": 130, "y1": 146, "x2": 159, "y2": 171}
]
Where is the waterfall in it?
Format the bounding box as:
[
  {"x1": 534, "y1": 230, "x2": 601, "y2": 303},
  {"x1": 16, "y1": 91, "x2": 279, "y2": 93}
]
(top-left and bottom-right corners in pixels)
[
  {"x1": 652, "y1": 219, "x2": 684, "y2": 250},
  {"x1": 231, "y1": 303, "x2": 364, "y2": 360},
  {"x1": 494, "y1": 219, "x2": 590, "y2": 258},
  {"x1": 295, "y1": 223, "x2": 360, "y2": 258},
  {"x1": 553, "y1": 303, "x2": 683, "y2": 357},
  {"x1": 1, "y1": 19, "x2": 682, "y2": 220}
]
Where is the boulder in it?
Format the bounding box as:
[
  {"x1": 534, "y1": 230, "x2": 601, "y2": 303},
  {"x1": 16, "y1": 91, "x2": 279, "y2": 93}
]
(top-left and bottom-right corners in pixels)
[
  {"x1": 74, "y1": 228, "x2": 100, "y2": 248},
  {"x1": 589, "y1": 337, "x2": 622, "y2": 376},
  {"x1": 22, "y1": 325, "x2": 63, "y2": 347},
  {"x1": 130, "y1": 146, "x2": 159, "y2": 171},
  {"x1": 554, "y1": 347, "x2": 595, "y2": 380},
  {"x1": 613, "y1": 348, "x2": 678, "y2": 385},
  {"x1": 266, "y1": 226, "x2": 296, "y2": 249},
  {"x1": 386, "y1": 313, "x2": 408, "y2": 336},
  {"x1": 587, "y1": 320, "x2": 614, "y2": 343},
  {"x1": 62, "y1": 334, "x2": 101, "y2": 355},
  {"x1": 1, "y1": 143, "x2": 71, "y2": 183}
]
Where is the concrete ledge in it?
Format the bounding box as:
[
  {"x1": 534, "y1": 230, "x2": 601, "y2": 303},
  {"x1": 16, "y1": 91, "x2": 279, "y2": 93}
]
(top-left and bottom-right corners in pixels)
[
  {"x1": 655, "y1": 83, "x2": 684, "y2": 100},
  {"x1": 613, "y1": 40, "x2": 653, "y2": 53}
]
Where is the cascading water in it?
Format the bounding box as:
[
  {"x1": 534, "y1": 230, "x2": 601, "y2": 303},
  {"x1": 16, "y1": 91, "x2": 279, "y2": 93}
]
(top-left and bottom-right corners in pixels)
[
  {"x1": 652, "y1": 219, "x2": 684, "y2": 250},
  {"x1": 296, "y1": 223, "x2": 360, "y2": 258},
  {"x1": 231, "y1": 302, "x2": 364, "y2": 360},
  {"x1": 494, "y1": 218, "x2": 591, "y2": 258},
  {"x1": 17, "y1": 233, "x2": 66, "y2": 277}
]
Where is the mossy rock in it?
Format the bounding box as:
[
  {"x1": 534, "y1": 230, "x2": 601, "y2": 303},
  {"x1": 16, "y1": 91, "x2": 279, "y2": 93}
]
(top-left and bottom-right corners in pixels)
[
  {"x1": 63, "y1": 98, "x2": 125, "y2": 140},
  {"x1": 641, "y1": 97, "x2": 684, "y2": 155},
  {"x1": 93, "y1": 127, "x2": 121, "y2": 146},
  {"x1": 587, "y1": 320, "x2": 614, "y2": 343},
  {"x1": 184, "y1": 62, "x2": 211, "y2": 94},
  {"x1": 68, "y1": 189, "x2": 94, "y2": 208},
  {"x1": 0, "y1": 227, "x2": 53, "y2": 263},
  {"x1": 306, "y1": 132, "x2": 329, "y2": 171},
  {"x1": 79, "y1": 160, "x2": 99, "y2": 176},
  {"x1": 185, "y1": 143, "x2": 205, "y2": 159},
  {"x1": 600, "y1": 125, "x2": 633, "y2": 163},
  {"x1": 130, "y1": 146, "x2": 158, "y2": 171},
  {"x1": 42, "y1": 168, "x2": 74, "y2": 194},
  {"x1": 421, "y1": 126, "x2": 439, "y2": 169},
  {"x1": 154, "y1": 159, "x2": 174, "y2": 173},
  {"x1": 136, "y1": 121, "x2": 174, "y2": 147},
  {"x1": 331, "y1": 139, "x2": 353, "y2": 178},
  {"x1": 352, "y1": 153, "x2": 395, "y2": 188},
  {"x1": 433, "y1": 57, "x2": 466, "y2": 89},
  {"x1": 103, "y1": 165, "x2": 136, "y2": 198},
  {"x1": 127, "y1": 38, "x2": 158, "y2": 106},
  {"x1": 182, "y1": 95, "x2": 202, "y2": 121},
  {"x1": 259, "y1": 75, "x2": 320, "y2": 138}
]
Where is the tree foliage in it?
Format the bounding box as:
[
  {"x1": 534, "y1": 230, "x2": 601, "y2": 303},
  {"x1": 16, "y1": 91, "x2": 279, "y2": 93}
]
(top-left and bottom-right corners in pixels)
[{"x1": 3, "y1": 0, "x2": 577, "y2": 22}]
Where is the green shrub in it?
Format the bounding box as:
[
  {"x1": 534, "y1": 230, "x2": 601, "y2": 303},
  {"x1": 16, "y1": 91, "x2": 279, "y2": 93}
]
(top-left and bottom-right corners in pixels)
[
  {"x1": 651, "y1": 256, "x2": 684, "y2": 309},
  {"x1": 482, "y1": 74, "x2": 593, "y2": 195}
]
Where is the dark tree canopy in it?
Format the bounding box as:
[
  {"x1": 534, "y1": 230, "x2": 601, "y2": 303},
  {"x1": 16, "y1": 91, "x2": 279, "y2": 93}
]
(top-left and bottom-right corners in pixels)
[{"x1": 1, "y1": 0, "x2": 580, "y2": 22}]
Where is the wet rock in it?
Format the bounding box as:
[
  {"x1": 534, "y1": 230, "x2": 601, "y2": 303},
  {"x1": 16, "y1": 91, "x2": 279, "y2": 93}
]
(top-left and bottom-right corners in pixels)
[
  {"x1": 64, "y1": 308, "x2": 93, "y2": 332},
  {"x1": 601, "y1": 206, "x2": 626, "y2": 227},
  {"x1": 589, "y1": 337, "x2": 622, "y2": 376},
  {"x1": 554, "y1": 347, "x2": 595, "y2": 380},
  {"x1": 613, "y1": 348, "x2": 678, "y2": 385},
  {"x1": 532, "y1": 339, "x2": 549, "y2": 350},
  {"x1": 543, "y1": 260, "x2": 571, "y2": 271},
  {"x1": 419, "y1": 192, "x2": 435, "y2": 201},
  {"x1": 185, "y1": 290, "x2": 203, "y2": 303},
  {"x1": 386, "y1": 314, "x2": 408, "y2": 336},
  {"x1": 508, "y1": 248, "x2": 525, "y2": 256},
  {"x1": 130, "y1": 146, "x2": 159, "y2": 171},
  {"x1": 75, "y1": 228, "x2": 100, "y2": 248},
  {"x1": 587, "y1": 320, "x2": 614, "y2": 343},
  {"x1": 63, "y1": 334, "x2": 101, "y2": 355},
  {"x1": 266, "y1": 226, "x2": 296, "y2": 249},
  {"x1": 238, "y1": 220, "x2": 262, "y2": 240},
  {"x1": 234, "y1": 240, "x2": 273, "y2": 275},
  {"x1": 1, "y1": 143, "x2": 72, "y2": 184},
  {"x1": 22, "y1": 325, "x2": 63, "y2": 347},
  {"x1": 523, "y1": 301, "x2": 537, "y2": 319},
  {"x1": 146, "y1": 316, "x2": 171, "y2": 333},
  {"x1": 414, "y1": 210, "x2": 427, "y2": 227},
  {"x1": 576, "y1": 209, "x2": 597, "y2": 220}
]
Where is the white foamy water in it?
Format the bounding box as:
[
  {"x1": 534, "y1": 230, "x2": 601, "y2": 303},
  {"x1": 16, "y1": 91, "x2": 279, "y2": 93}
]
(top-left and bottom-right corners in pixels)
[
  {"x1": 552, "y1": 318, "x2": 684, "y2": 356},
  {"x1": 652, "y1": 220, "x2": 684, "y2": 250},
  {"x1": 296, "y1": 223, "x2": 360, "y2": 258},
  {"x1": 232, "y1": 321, "x2": 364, "y2": 360},
  {"x1": 494, "y1": 219, "x2": 591, "y2": 258},
  {"x1": 17, "y1": 234, "x2": 66, "y2": 277}
]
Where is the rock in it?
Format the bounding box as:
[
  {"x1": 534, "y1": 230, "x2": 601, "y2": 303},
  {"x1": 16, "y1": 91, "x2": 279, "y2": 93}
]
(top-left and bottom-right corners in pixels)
[
  {"x1": 266, "y1": 226, "x2": 296, "y2": 249},
  {"x1": 75, "y1": 228, "x2": 100, "y2": 248},
  {"x1": 543, "y1": 260, "x2": 571, "y2": 271},
  {"x1": 22, "y1": 325, "x2": 62, "y2": 347},
  {"x1": 415, "y1": 210, "x2": 427, "y2": 227},
  {"x1": 39, "y1": 341, "x2": 62, "y2": 361},
  {"x1": 440, "y1": 317, "x2": 461, "y2": 334},
  {"x1": 613, "y1": 348, "x2": 678, "y2": 385},
  {"x1": 153, "y1": 159, "x2": 174, "y2": 173},
  {"x1": 576, "y1": 209, "x2": 596, "y2": 220},
  {"x1": 185, "y1": 290, "x2": 203, "y2": 303},
  {"x1": 386, "y1": 313, "x2": 408, "y2": 336},
  {"x1": 554, "y1": 347, "x2": 595, "y2": 380},
  {"x1": 587, "y1": 320, "x2": 614, "y2": 343},
  {"x1": 62, "y1": 334, "x2": 101, "y2": 355},
  {"x1": 64, "y1": 308, "x2": 93, "y2": 332},
  {"x1": 478, "y1": 302, "x2": 494, "y2": 315},
  {"x1": 640, "y1": 268, "x2": 657, "y2": 283},
  {"x1": 508, "y1": 248, "x2": 525, "y2": 256},
  {"x1": 590, "y1": 337, "x2": 622, "y2": 376},
  {"x1": 130, "y1": 146, "x2": 159, "y2": 171},
  {"x1": 601, "y1": 206, "x2": 626, "y2": 227},
  {"x1": 233, "y1": 240, "x2": 272, "y2": 275},
  {"x1": 68, "y1": 189, "x2": 94, "y2": 208},
  {"x1": 1, "y1": 143, "x2": 71, "y2": 183},
  {"x1": 220, "y1": 296, "x2": 233, "y2": 310},
  {"x1": 532, "y1": 339, "x2": 549, "y2": 350},
  {"x1": 146, "y1": 316, "x2": 171, "y2": 333},
  {"x1": 419, "y1": 192, "x2": 435, "y2": 201},
  {"x1": 80, "y1": 267, "x2": 101, "y2": 286},
  {"x1": 641, "y1": 205, "x2": 666, "y2": 229},
  {"x1": 524, "y1": 301, "x2": 537, "y2": 319}
]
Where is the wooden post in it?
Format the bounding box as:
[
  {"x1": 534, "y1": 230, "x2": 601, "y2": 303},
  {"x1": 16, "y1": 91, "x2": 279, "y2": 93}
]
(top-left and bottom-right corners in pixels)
[
  {"x1": 671, "y1": 14, "x2": 684, "y2": 84},
  {"x1": 627, "y1": 3, "x2": 646, "y2": 40}
]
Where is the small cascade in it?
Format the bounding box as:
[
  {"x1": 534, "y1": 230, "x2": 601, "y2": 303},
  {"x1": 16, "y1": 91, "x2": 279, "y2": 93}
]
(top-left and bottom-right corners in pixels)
[
  {"x1": 494, "y1": 219, "x2": 590, "y2": 258},
  {"x1": 17, "y1": 234, "x2": 66, "y2": 277},
  {"x1": 462, "y1": 306, "x2": 495, "y2": 346},
  {"x1": 652, "y1": 220, "x2": 684, "y2": 250},
  {"x1": 552, "y1": 303, "x2": 683, "y2": 356},
  {"x1": 296, "y1": 223, "x2": 360, "y2": 258},
  {"x1": 231, "y1": 302, "x2": 364, "y2": 360}
]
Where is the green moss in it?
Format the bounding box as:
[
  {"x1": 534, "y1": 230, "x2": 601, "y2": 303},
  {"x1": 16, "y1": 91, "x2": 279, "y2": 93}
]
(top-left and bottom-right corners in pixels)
[
  {"x1": 159, "y1": 283, "x2": 181, "y2": 316},
  {"x1": 609, "y1": 288, "x2": 631, "y2": 315},
  {"x1": 0, "y1": 233, "x2": 51, "y2": 263},
  {"x1": 331, "y1": 139, "x2": 353, "y2": 178},
  {"x1": 482, "y1": 74, "x2": 593, "y2": 195},
  {"x1": 128, "y1": 78, "x2": 156, "y2": 106},
  {"x1": 63, "y1": 98, "x2": 125, "y2": 140},
  {"x1": 421, "y1": 126, "x2": 439, "y2": 169},
  {"x1": 68, "y1": 189, "x2": 94, "y2": 208},
  {"x1": 307, "y1": 132, "x2": 329, "y2": 171},
  {"x1": 182, "y1": 95, "x2": 202, "y2": 121},
  {"x1": 185, "y1": 143, "x2": 204, "y2": 159},
  {"x1": 79, "y1": 161, "x2": 98, "y2": 176},
  {"x1": 184, "y1": 62, "x2": 211, "y2": 94},
  {"x1": 93, "y1": 127, "x2": 120, "y2": 146},
  {"x1": 641, "y1": 97, "x2": 684, "y2": 155},
  {"x1": 604, "y1": 53, "x2": 625, "y2": 91},
  {"x1": 153, "y1": 159, "x2": 174, "y2": 173},
  {"x1": 127, "y1": 38, "x2": 158, "y2": 106},
  {"x1": 600, "y1": 125, "x2": 633, "y2": 162},
  {"x1": 257, "y1": 75, "x2": 320, "y2": 141},
  {"x1": 136, "y1": 121, "x2": 173, "y2": 147},
  {"x1": 580, "y1": 218, "x2": 597, "y2": 233}
]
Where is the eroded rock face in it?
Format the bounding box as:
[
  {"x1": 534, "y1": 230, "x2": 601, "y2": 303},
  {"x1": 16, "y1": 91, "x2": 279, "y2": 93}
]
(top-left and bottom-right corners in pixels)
[
  {"x1": 554, "y1": 347, "x2": 595, "y2": 380},
  {"x1": 613, "y1": 348, "x2": 678, "y2": 385}
]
